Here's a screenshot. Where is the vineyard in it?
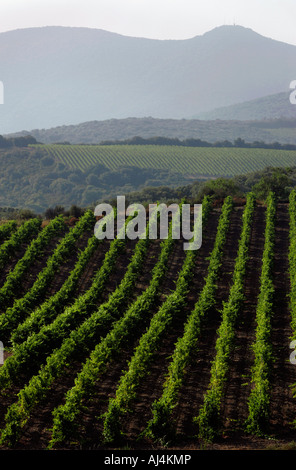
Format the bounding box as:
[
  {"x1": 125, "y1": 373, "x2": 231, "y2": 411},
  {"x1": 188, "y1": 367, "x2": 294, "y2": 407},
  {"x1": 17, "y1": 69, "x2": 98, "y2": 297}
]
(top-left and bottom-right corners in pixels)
[
  {"x1": 1, "y1": 192, "x2": 296, "y2": 450},
  {"x1": 42, "y1": 143, "x2": 296, "y2": 177}
]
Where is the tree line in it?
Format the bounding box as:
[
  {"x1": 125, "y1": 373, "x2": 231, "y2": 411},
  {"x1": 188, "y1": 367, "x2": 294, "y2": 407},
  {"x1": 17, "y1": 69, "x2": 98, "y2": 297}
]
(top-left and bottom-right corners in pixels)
[
  {"x1": 1, "y1": 133, "x2": 296, "y2": 151},
  {"x1": 0, "y1": 135, "x2": 38, "y2": 149},
  {"x1": 99, "y1": 135, "x2": 296, "y2": 151}
]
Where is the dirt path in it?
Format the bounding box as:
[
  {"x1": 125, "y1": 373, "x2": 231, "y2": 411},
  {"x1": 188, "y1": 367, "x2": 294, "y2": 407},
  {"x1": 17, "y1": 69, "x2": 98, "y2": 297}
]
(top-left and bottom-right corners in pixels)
[
  {"x1": 269, "y1": 203, "x2": 296, "y2": 437},
  {"x1": 218, "y1": 204, "x2": 266, "y2": 435}
]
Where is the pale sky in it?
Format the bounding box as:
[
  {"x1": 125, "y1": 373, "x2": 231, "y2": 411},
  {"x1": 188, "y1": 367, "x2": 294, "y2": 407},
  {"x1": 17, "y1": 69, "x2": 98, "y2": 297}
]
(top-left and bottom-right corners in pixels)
[{"x1": 0, "y1": 0, "x2": 296, "y2": 46}]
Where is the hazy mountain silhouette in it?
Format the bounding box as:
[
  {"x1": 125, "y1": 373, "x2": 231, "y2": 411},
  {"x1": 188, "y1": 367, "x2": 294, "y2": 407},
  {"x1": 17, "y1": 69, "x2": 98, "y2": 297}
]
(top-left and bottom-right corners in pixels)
[
  {"x1": 0, "y1": 24, "x2": 296, "y2": 133},
  {"x1": 8, "y1": 116, "x2": 296, "y2": 146},
  {"x1": 195, "y1": 91, "x2": 296, "y2": 120}
]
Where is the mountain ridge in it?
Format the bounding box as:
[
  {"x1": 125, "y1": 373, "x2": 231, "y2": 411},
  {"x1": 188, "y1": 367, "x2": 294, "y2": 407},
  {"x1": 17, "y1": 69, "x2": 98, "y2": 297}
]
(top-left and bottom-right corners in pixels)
[
  {"x1": 195, "y1": 91, "x2": 296, "y2": 121},
  {"x1": 0, "y1": 24, "x2": 296, "y2": 133}
]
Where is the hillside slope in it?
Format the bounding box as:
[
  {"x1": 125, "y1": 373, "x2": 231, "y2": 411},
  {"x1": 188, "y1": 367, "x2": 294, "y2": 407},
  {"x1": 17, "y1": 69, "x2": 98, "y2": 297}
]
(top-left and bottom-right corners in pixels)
[
  {"x1": 1, "y1": 143, "x2": 296, "y2": 212},
  {"x1": 7, "y1": 116, "x2": 296, "y2": 145},
  {"x1": 196, "y1": 91, "x2": 296, "y2": 121}
]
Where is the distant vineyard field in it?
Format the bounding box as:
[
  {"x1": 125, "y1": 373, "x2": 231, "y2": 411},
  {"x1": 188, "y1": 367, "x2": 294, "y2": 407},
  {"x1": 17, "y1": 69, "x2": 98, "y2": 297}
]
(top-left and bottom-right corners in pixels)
[{"x1": 42, "y1": 144, "x2": 296, "y2": 177}]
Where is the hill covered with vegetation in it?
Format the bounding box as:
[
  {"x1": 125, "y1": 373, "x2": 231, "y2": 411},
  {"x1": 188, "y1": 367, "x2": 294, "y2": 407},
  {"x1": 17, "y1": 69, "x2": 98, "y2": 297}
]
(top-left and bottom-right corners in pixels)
[
  {"x1": 195, "y1": 91, "x2": 296, "y2": 121},
  {"x1": 8, "y1": 117, "x2": 296, "y2": 146},
  {"x1": 1, "y1": 136, "x2": 296, "y2": 218}
]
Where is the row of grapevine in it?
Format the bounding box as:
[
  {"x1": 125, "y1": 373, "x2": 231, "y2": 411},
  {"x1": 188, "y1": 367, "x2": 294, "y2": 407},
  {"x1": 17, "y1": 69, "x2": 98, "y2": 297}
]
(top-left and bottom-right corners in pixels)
[
  {"x1": 0, "y1": 218, "x2": 41, "y2": 271},
  {"x1": 48, "y1": 198, "x2": 202, "y2": 446},
  {"x1": 11, "y1": 208, "x2": 121, "y2": 346},
  {"x1": 195, "y1": 192, "x2": 256, "y2": 441},
  {"x1": 11, "y1": 228, "x2": 102, "y2": 345},
  {"x1": 100, "y1": 197, "x2": 230, "y2": 444},
  {"x1": 288, "y1": 190, "x2": 296, "y2": 429},
  {"x1": 145, "y1": 194, "x2": 256, "y2": 442},
  {"x1": 0, "y1": 221, "x2": 17, "y2": 244},
  {"x1": 244, "y1": 192, "x2": 276, "y2": 435},
  {"x1": 0, "y1": 210, "x2": 96, "y2": 343},
  {"x1": 0, "y1": 215, "x2": 66, "y2": 310},
  {"x1": 0, "y1": 208, "x2": 162, "y2": 446},
  {"x1": 0, "y1": 209, "x2": 131, "y2": 390}
]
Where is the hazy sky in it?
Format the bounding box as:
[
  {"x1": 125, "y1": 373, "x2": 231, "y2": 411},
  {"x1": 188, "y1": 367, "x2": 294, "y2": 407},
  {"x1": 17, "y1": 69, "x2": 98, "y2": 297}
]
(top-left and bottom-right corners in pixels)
[{"x1": 1, "y1": 0, "x2": 296, "y2": 46}]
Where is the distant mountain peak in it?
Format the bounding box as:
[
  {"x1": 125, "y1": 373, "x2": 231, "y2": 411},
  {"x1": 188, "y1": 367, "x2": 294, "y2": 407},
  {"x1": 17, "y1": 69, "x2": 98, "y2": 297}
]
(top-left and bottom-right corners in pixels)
[
  {"x1": 198, "y1": 24, "x2": 265, "y2": 42},
  {"x1": 0, "y1": 24, "x2": 296, "y2": 133},
  {"x1": 0, "y1": 23, "x2": 266, "y2": 42}
]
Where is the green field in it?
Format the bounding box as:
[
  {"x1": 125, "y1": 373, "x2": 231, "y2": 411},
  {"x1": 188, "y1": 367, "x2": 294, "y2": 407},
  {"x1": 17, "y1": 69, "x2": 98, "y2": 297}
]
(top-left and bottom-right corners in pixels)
[{"x1": 43, "y1": 144, "x2": 296, "y2": 177}]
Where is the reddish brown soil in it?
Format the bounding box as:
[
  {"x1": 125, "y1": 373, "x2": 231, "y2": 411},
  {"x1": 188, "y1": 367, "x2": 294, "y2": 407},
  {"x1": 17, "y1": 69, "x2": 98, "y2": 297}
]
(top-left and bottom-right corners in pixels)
[
  {"x1": 219, "y1": 204, "x2": 266, "y2": 432},
  {"x1": 269, "y1": 204, "x2": 296, "y2": 435}
]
